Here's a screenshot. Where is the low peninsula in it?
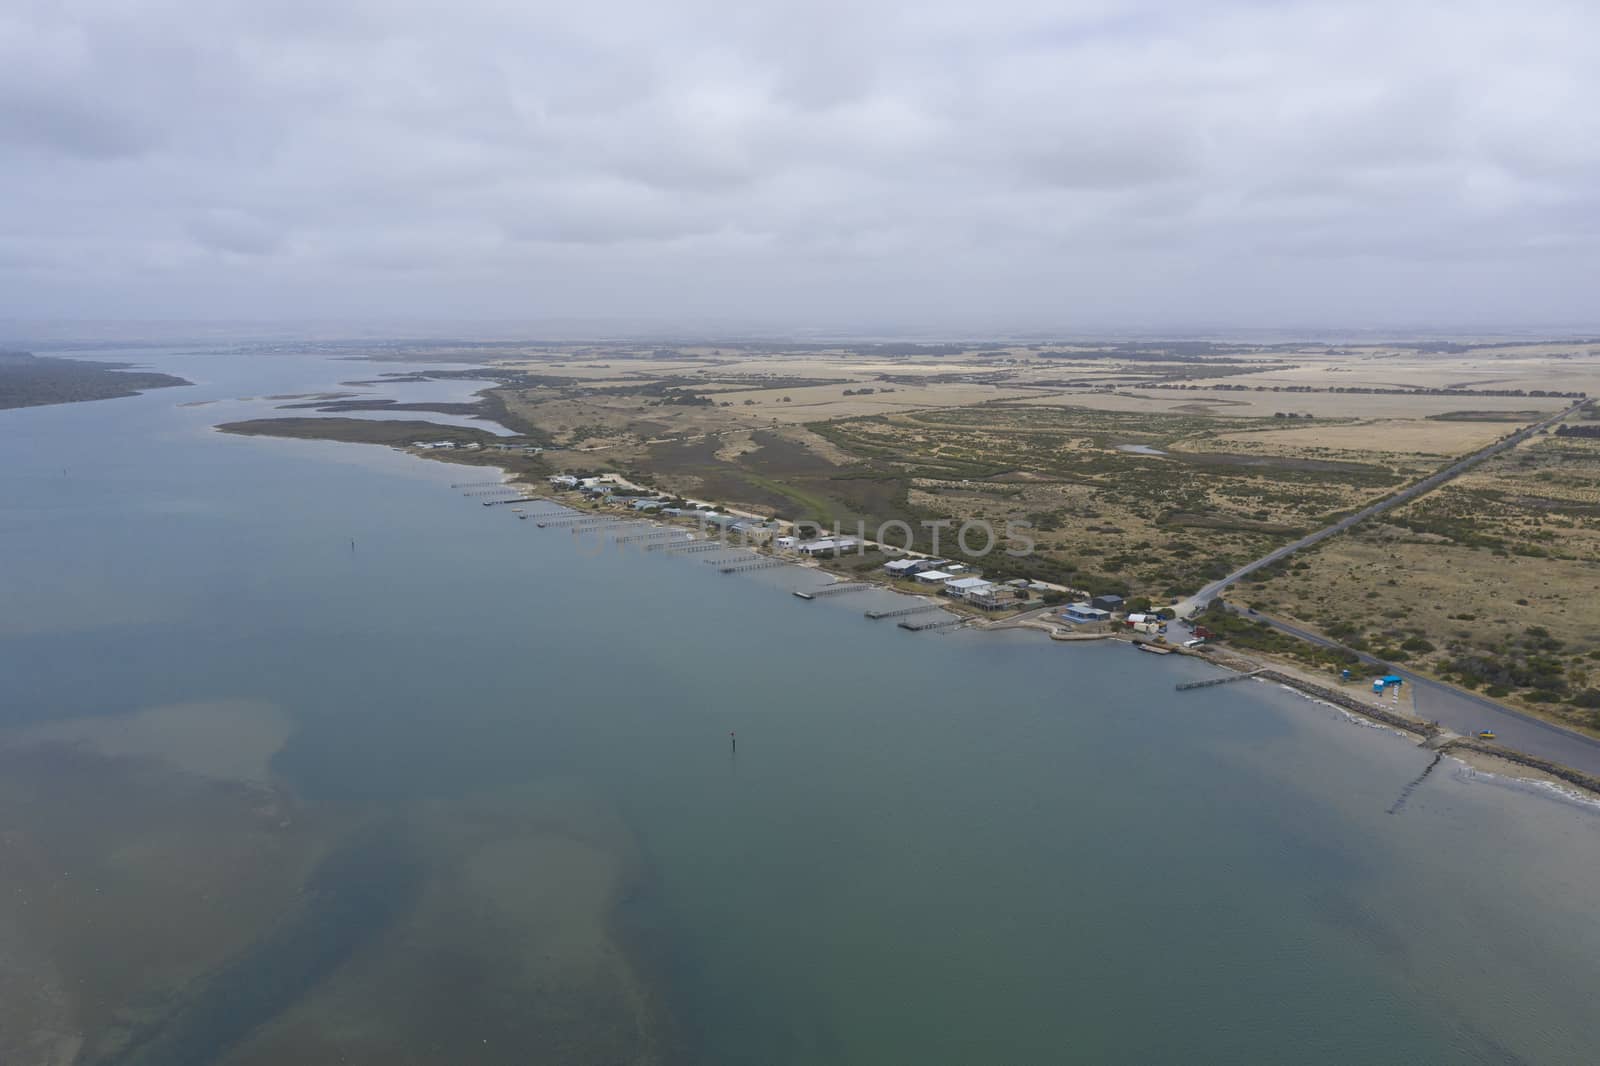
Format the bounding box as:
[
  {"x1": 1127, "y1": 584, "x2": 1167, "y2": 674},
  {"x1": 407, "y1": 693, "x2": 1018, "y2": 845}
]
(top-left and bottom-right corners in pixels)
[{"x1": 0, "y1": 350, "x2": 190, "y2": 410}]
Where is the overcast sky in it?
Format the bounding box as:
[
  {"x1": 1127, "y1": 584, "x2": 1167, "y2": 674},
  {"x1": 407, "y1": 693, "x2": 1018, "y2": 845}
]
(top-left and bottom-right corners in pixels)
[{"x1": 3, "y1": 0, "x2": 1597, "y2": 334}]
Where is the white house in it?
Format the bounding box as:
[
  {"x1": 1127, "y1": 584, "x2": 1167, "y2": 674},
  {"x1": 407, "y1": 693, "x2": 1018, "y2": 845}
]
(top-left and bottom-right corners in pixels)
[
  {"x1": 548, "y1": 475, "x2": 579, "y2": 488},
  {"x1": 775, "y1": 536, "x2": 798, "y2": 549},
  {"x1": 913, "y1": 569, "x2": 954, "y2": 585},
  {"x1": 943, "y1": 576, "x2": 995, "y2": 600}
]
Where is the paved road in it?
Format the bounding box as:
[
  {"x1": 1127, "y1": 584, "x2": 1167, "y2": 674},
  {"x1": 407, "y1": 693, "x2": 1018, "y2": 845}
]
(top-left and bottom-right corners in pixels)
[
  {"x1": 1233, "y1": 610, "x2": 1600, "y2": 778},
  {"x1": 1165, "y1": 400, "x2": 1596, "y2": 773},
  {"x1": 1176, "y1": 400, "x2": 1588, "y2": 618}
]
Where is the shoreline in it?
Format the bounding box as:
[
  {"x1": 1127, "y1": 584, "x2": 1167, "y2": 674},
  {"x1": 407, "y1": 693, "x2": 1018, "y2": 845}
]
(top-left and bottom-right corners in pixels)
[{"x1": 219, "y1": 415, "x2": 1600, "y2": 802}]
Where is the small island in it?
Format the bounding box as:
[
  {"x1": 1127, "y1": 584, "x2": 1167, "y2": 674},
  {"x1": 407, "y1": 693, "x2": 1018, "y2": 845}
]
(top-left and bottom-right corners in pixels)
[{"x1": 0, "y1": 350, "x2": 191, "y2": 410}]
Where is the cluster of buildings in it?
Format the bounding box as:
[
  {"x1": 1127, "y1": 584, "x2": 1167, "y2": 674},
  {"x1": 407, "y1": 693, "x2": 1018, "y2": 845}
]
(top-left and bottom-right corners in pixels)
[
  {"x1": 538, "y1": 473, "x2": 1167, "y2": 628},
  {"x1": 1060, "y1": 595, "x2": 1125, "y2": 624},
  {"x1": 773, "y1": 536, "x2": 861, "y2": 556},
  {"x1": 412, "y1": 440, "x2": 542, "y2": 455},
  {"x1": 547, "y1": 474, "x2": 777, "y2": 538},
  {"x1": 874, "y1": 556, "x2": 1029, "y2": 610}
]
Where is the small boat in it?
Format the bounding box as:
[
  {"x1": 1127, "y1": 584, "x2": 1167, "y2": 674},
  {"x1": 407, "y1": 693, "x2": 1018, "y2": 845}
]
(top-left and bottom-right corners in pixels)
[
  {"x1": 1135, "y1": 642, "x2": 1173, "y2": 655},
  {"x1": 1476, "y1": 730, "x2": 1497, "y2": 741}
]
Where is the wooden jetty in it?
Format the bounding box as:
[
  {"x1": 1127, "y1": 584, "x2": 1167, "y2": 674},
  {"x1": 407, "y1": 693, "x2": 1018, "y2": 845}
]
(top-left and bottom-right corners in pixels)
[
  {"x1": 866, "y1": 602, "x2": 942, "y2": 620},
  {"x1": 615, "y1": 530, "x2": 684, "y2": 544},
  {"x1": 721, "y1": 559, "x2": 789, "y2": 574},
  {"x1": 796, "y1": 582, "x2": 871, "y2": 599},
  {"x1": 534, "y1": 515, "x2": 613, "y2": 528}
]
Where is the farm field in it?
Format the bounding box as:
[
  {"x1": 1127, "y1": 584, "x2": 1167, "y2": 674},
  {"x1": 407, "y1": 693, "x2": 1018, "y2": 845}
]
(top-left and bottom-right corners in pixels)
[{"x1": 371, "y1": 337, "x2": 1594, "y2": 621}]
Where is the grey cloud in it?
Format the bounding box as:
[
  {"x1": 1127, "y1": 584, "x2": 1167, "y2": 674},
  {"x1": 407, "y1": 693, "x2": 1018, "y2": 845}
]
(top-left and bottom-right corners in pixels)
[
  {"x1": 0, "y1": 0, "x2": 1597, "y2": 329},
  {"x1": 188, "y1": 210, "x2": 284, "y2": 256},
  {"x1": 0, "y1": 87, "x2": 155, "y2": 159}
]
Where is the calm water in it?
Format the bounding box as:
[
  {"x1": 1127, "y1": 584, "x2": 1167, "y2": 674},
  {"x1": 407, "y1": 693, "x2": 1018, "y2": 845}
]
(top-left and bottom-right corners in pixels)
[{"x1": 3, "y1": 348, "x2": 1599, "y2": 1065}]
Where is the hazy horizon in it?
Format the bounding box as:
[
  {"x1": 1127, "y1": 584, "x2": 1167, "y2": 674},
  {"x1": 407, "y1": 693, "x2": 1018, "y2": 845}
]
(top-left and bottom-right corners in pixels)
[
  {"x1": 5, "y1": 317, "x2": 1600, "y2": 351},
  {"x1": 4, "y1": 1, "x2": 1597, "y2": 330}
]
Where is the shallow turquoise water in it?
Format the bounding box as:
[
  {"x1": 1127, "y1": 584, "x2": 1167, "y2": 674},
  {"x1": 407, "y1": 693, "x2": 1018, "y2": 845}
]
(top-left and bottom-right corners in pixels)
[{"x1": 4, "y1": 347, "x2": 1599, "y2": 1064}]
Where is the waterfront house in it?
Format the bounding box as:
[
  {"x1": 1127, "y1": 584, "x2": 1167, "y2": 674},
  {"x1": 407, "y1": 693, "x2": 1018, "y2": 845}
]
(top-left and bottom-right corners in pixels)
[
  {"x1": 798, "y1": 537, "x2": 860, "y2": 557},
  {"x1": 775, "y1": 536, "x2": 798, "y2": 549},
  {"x1": 1062, "y1": 603, "x2": 1111, "y2": 624},
  {"x1": 970, "y1": 586, "x2": 1020, "y2": 610},
  {"x1": 548, "y1": 474, "x2": 579, "y2": 488},
  {"x1": 883, "y1": 559, "x2": 921, "y2": 578},
  {"x1": 913, "y1": 569, "x2": 954, "y2": 585},
  {"x1": 943, "y1": 576, "x2": 993, "y2": 600}
]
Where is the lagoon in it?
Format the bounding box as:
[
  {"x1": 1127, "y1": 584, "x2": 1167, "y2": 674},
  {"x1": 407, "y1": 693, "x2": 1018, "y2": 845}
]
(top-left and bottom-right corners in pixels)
[{"x1": 3, "y1": 347, "x2": 1599, "y2": 1064}]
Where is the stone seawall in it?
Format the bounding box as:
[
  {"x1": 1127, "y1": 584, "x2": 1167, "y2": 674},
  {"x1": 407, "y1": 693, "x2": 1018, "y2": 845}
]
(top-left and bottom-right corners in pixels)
[
  {"x1": 1254, "y1": 670, "x2": 1440, "y2": 739},
  {"x1": 1254, "y1": 669, "x2": 1600, "y2": 798},
  {"x1": 1439, "y1": 740, "x2": 1600, "y2": 798}
]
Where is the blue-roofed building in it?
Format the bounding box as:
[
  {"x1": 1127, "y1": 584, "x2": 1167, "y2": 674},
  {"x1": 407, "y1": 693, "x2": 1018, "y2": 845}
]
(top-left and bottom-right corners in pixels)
[{"x1": 1062, "y1": 603, "x2": 1111, "y2": 624}]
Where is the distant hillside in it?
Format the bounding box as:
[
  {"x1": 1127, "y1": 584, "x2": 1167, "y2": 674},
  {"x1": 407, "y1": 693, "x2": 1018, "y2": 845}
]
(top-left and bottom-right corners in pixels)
[{"x1": 0, "y1": 350, "x2": 190, "y2": 410}]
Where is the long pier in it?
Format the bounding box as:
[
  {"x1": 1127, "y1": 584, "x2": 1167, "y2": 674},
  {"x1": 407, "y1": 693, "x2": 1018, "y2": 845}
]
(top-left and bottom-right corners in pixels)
[
  {"x1": 452, "y1": 480, "x2": 506, "y2": 489},
  {"x1": 1176, "y1": 670, "x2": 1264, "y2": 691},
  {"x1": 615, "y1": 530, "x2": 684, "y2": 544},
  {"x1": 866, "y1": 602, "x2": 942, "y2": 620},
  {"x1": 482, "y1": 497, "x2": 528, "y2": 506},
  {"x1": 898, "y1": 615, "x2": 965, "y2": 632},
  {"x1": 646, "y1": 539, "x2": 701, "y2": 552},
  {"x1": 535, "y1": 515, "x2": 613, "y2": 528},
  {"x1": 722, "y1": 559, "x2": 789, "y2": 574},
  {"x1": 463, "y1": 489, "x2": 515, "y2": 497},
  {"x1": 796, "y1": 582, "x2": 871, "y2": 599}
]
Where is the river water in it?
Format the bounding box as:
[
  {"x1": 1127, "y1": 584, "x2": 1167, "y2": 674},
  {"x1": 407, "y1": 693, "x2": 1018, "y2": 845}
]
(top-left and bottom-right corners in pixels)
[{"x1": 3, "y1": 347, "x2": 1599, "y2": 1065}]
